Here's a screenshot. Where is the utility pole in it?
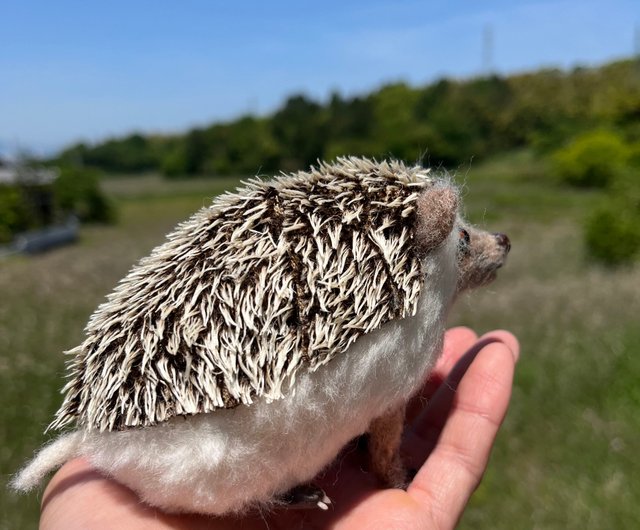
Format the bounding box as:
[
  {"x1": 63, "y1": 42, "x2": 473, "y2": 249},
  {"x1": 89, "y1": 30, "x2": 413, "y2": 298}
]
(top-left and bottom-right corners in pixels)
[
  {"x1": 634, "y1": 23, "x2": 640, "y2": 78},
  {"x1": 483, "y1": 24, "x2": 494, "y2": 75}
]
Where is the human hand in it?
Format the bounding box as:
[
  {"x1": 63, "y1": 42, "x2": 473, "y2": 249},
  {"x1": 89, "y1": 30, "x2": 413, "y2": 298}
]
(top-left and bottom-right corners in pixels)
[{"x1": 40, "y1": 327, "x2": 519, "y2": 529}]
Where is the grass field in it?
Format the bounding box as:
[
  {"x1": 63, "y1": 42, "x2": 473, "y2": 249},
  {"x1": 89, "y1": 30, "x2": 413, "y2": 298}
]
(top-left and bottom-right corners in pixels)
[{"x1": 1, "y1": 157, "x2": 639, "y2": 529}]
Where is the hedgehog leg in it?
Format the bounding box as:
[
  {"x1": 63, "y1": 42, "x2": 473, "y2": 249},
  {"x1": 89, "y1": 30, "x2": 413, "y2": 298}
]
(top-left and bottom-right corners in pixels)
[
  {"x1": 277, "y1": 483, "x2": 332, "y2": 510},
  {"x1": 368, "y1": 403, "x2": 407, "y2": 488}
]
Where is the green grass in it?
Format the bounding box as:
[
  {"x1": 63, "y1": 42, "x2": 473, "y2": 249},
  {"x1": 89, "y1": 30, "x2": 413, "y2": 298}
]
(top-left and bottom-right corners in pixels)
[
  {"x1": 449, "y1": 154, "x2": 640, "y2": 527},
  {"x1": 1, "y1": 160, "x2": 639, "y2": 529}
]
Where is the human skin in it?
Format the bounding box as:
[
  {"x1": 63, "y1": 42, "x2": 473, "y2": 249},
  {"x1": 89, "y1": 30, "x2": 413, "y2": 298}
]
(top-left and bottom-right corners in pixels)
[{"x1": 40, "y1": 327, "x2": 519, "y2": 530}]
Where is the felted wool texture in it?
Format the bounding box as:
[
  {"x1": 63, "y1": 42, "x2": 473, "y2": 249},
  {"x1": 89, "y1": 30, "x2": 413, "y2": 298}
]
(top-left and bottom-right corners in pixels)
[
  {"x1": 16, "y1": 229, "x2": 460, "y2": 514},
  {"x1": 367, "y1": 404, "x2": 407, "y2": 487},
  {"x1": 10, "y1": 432, "x2": 81, "y2": 492},
  {"x1": 13, "y1": 160, "x2": 513, "y2": 510},
  {"x1": 456, "y1": 224, "x2": 510, "y2": 291},
  {"x1": 50, "y1": 157, "x2": 435, "y2": 433},
  {"x1": 415, "y1": 185, "x2": 459, "y2": 257}
]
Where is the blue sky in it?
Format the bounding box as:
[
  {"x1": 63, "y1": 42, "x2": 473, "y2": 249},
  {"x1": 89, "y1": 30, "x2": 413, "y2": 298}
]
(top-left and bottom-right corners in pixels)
[{"x1": 1, "y1": 0, "x2": 638, "y2": 156}]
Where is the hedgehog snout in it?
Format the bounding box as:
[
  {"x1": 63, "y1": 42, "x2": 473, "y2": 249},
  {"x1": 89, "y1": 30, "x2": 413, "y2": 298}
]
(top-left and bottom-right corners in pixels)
[
  {"x1": 493, "y1": 233, "x2": 511, "y2": 254},
  {"x1": 455, "y1": 227, "x2": 510, "y2": 292}
]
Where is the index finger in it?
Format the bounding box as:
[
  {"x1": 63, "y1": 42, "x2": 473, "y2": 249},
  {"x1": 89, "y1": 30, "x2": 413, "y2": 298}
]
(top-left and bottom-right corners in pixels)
[{"x1": 407, "y1": 339, "x2": 518, "y2": 529}]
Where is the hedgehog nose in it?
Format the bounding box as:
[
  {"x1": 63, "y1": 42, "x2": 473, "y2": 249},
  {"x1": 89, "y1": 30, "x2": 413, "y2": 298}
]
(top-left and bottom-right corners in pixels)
[{"x1": 493, "y1": 233, "x2": 511, "y2": 253}]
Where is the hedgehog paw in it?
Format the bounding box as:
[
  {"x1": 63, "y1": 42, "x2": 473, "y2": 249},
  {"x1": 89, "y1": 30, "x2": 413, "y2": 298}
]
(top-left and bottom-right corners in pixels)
[{"x1": 278, "y1": 483, "x2": 332, "y2": 511}]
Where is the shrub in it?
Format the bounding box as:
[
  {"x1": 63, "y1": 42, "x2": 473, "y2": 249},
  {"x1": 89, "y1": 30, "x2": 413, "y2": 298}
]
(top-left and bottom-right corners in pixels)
[
  {"x1": 553, "y1": 130, "x2": 629, "y2": 188},
  {"x1": 0, "y1": 185, "x2": 31, "y2": 243},
  {"x1": 585, "y1": 195, "x2": 640, "y2": 265},
  {"x1": 53, "y1": 167, "x2": 115, "y2": 223},
  {"x1": 627, "y1": 142, "x2": 640, "y2": 168}
]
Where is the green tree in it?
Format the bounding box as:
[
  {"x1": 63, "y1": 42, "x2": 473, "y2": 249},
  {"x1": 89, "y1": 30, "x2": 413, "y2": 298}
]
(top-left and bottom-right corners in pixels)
[
  {"x1": 324, "y1": 93, "x2": 376, "y2": 160},
  {"x1": 368, "y1": 83, "x2": 423, "y2": 161},
  {"x1": 203, "y1": 117, "x2": 281, "y2": 175},
  {"x1": 47, "y1": 58, "x2": 640, "y2": 178},
  {"x1": 271, "y1": 95, "x2": 327, "y2": 170}
]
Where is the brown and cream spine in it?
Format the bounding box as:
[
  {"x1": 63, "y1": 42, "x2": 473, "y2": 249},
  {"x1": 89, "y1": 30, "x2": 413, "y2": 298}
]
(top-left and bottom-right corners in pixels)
[{"x1": 51, "y1": 158, "x2": 435, "y2": 432}]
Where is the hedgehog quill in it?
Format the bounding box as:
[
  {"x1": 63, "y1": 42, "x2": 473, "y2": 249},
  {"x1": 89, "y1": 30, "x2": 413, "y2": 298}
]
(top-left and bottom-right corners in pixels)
[{"x1": 12, "y1": 157, "x2": 510, "y2": 515}]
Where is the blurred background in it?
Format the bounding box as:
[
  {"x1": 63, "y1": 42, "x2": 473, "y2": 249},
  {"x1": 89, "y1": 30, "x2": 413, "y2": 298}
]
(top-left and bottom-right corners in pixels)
[{"x1": 1, "y1": 1, "x2": 639, "y2": 528}]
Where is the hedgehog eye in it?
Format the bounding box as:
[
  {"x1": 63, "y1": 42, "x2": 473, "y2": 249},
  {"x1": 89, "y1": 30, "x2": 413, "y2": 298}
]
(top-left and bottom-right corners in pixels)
[{"x1": 458, "y1": 228, "x2": 470, "y2": 253}]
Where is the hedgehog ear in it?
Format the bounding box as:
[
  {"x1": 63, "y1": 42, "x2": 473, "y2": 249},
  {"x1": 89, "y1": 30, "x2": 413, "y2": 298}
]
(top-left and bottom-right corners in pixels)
[{"x1": 414, "y1": 185, "x2": 459, "y2": 255}]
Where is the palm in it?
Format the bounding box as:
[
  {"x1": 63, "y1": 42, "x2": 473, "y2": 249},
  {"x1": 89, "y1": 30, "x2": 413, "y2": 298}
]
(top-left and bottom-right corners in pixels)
[{"x1": 41, "y1": 328, "x2": 518, "y2": 530}]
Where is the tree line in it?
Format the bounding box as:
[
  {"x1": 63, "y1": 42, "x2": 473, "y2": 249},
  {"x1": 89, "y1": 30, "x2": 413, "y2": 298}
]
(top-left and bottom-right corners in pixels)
[
  {"x1": 55, "y1": 59, "x2": 640, "y2": 178},
  {"x1": 4, "y1": 58, "x2": 638, "y2": 263}
]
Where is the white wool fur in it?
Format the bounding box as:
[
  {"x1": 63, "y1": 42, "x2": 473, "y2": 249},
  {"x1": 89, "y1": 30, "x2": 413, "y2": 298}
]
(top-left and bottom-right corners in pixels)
[
  {"x1": 10, "y1": 432, "x2": 81, "y2": 491},
  {"x1": 13, "y1": 228, "x2": 459, "y2": 515}
]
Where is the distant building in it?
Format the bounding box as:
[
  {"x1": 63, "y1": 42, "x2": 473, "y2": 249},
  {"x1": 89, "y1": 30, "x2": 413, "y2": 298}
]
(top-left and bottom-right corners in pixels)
[{"x1": 0, "y1": 165, "x2": 59, "y2": 186}]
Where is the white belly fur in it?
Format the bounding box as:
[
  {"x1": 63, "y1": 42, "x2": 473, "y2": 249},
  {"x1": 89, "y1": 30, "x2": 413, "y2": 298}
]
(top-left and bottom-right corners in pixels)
[{"x1": 79, "y1": 233, "x2": 458, "y2": 514}]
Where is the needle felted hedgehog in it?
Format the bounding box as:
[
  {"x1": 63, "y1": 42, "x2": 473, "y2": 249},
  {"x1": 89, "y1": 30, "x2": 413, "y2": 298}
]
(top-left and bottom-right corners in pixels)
[{"x1": 12, "y1": 157, "x2": 510, "y2": 515}]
